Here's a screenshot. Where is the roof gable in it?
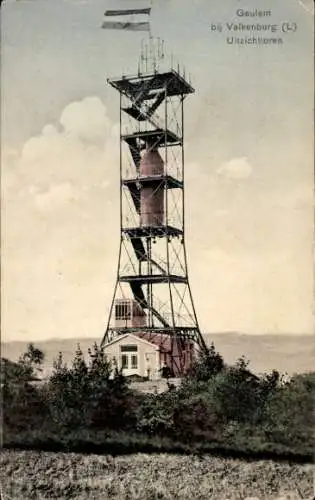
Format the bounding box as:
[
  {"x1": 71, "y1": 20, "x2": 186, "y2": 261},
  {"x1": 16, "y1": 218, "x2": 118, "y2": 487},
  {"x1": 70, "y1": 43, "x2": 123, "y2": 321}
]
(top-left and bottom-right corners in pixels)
[{"x1": 103, "y1": 333, "x2": 159, "y2": 350}]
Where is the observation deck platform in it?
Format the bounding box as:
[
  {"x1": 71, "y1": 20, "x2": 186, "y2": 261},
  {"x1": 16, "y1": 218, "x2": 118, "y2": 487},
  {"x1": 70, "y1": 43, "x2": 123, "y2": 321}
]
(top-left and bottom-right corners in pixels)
[
  {"x1": 123, "y1": 175, "x2": 182, "y2": 189},
  {"x1": 122, "y1": 225, "x2": 183, "y2": 238},
  {"x1": 108, "y1": 70, "x2": 195, "y2": 100},
  {"x1": 119, "y1": 274, "x2": 187, "y2": 284},
  {"x1": 122, "y1": 129, "x2": 181, "y2": 149},
  {"x1": 109, "y1": 326, "x2": 200, "y2": 336}
]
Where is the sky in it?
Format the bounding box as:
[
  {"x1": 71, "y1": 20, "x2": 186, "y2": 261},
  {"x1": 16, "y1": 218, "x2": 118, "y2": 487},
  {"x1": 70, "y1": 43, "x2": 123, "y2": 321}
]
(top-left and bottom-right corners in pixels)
[{"x1": 1, "y1": 0, "x2": 314, "y2": 341}]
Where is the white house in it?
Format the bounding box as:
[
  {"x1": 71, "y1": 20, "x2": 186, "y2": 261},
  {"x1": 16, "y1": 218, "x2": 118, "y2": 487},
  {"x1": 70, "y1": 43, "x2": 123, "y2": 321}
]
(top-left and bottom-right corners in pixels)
[{"x1": 103, "y1": 333, "x2": 162, "y2": 380}]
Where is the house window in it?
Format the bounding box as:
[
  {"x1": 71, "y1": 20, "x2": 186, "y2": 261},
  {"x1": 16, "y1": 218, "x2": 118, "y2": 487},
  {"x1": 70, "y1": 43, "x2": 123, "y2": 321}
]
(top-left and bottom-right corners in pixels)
[
  {"x1": 121, "y1": 354, "x2": 128, "y2": 369},
  {"x1": 115, "y1": 302, "x2": 131, "y2": 320},
  {"x1": 120, "y1": 345, "x2": 138, "y2": 352},
  {"x1": 131, "y1": 355, "x2": 138, "y2": 369}
]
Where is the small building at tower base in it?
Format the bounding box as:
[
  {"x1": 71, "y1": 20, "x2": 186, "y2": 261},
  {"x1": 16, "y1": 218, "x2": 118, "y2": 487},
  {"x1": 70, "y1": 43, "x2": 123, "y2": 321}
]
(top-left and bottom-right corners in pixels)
[{"x1": 103, "y1": 332, "x2": 194, "y2": 380}]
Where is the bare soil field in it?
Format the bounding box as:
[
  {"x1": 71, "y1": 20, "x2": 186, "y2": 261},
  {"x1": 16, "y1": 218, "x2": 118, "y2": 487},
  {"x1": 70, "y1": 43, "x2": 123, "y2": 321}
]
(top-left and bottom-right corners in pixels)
[{"x1": 0, "y1": 450, "x2": 313, "y2": 500}]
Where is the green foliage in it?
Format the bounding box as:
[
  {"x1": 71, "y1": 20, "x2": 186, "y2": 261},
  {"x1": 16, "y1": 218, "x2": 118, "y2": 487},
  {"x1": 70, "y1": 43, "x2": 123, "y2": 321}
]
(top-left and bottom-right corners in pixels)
[
  {"x1": 46, "y1": 343, "x2": 135, "y2": 431},
  {"x1": 2, "y1": 343, "x2": 47, "y2": 432},
  {"x1": 2, "y1": 379, "x2": 48, "y2": 432},
  {"x1": 186, "y1": 343, "x2": 224, "y2": 382},
  {"x1": 1, "y1": 358, "x2": 33, "y2": 384},
  {"x1": 182, "y1": 355, "x2": 283, "y2": 425},
  {"x1": 135, "y1": 392, "x2": 175, "y2": 436},
  {"x1": 207, "y1": 360, "x2": 264, "y2": 423},
  {"x1": 2, "y1": 341, "x2": 314, "y2": 460},
  {"x1": 172, "y1": 392, "x2": 222, "y2": 442},
  {"x1": 47, "y1": 346, "x2": 90, "y2": 429},
  {"x1": 1, "y1": 343, "x2": 45, "y2": 385},
  {"x1": 19, "y1": 343, "x2": 45, "y2": 371},
  {"x1": 262, "y1": 372, "x2": 315, "y2": 451}
]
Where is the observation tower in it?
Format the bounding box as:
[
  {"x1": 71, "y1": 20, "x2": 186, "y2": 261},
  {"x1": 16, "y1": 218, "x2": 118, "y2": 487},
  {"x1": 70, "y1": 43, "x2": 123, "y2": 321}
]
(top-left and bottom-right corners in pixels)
[{"x1": 101, "y1": 38, "x2": 207, "y2": 376}]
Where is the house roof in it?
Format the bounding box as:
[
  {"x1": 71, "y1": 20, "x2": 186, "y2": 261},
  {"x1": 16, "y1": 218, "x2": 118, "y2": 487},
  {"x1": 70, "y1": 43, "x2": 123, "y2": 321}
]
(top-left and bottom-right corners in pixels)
[
  {"x1": 137, "y1": 333, "x2": 172, "y2": 353},
  {"x1": 103, "y1": 333, "x2": 159, "y2": 351},
  {"x1": 103, "y1": 332, "x2": 193, "y2": 354},
  {"x1": 137, "y1": 333, "x2": 195, "y2": 353}
]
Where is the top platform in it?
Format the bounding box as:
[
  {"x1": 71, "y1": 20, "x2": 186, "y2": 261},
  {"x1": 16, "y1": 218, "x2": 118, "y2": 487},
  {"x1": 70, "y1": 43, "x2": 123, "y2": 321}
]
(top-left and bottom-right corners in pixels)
[{"x1": 108, "y1": 70, "x2": 195, "y2": 100}]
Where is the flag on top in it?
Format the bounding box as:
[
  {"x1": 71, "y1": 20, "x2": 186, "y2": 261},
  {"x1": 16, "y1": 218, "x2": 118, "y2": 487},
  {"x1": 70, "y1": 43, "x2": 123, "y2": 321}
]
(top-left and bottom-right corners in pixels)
[
  {"x1": 104, "y1": 8, "x2": 151, "y2": 17},
  {"x1": 102, "y1": 2, "x2": 151, "y2": 32},
  {"x1": 101, "y1": 21, "x2": 150, "y2": 31}
]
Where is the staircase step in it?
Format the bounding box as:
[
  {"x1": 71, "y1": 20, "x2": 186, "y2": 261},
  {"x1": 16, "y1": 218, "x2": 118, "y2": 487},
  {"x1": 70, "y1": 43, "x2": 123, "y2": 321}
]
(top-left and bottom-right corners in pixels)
[
  {"x1": 131, "y1": 238, "x2": 146, "y2": 261},
  {"x1": 127, "y1": 184, "x2": 141, "y2": 213}
]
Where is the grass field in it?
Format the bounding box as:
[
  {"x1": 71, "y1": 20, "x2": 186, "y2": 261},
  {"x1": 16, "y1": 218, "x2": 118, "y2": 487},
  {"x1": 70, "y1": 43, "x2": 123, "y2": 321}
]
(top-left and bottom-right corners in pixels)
[{"x1": 0, "y1": 450, "x2": 313, "y2": 500}]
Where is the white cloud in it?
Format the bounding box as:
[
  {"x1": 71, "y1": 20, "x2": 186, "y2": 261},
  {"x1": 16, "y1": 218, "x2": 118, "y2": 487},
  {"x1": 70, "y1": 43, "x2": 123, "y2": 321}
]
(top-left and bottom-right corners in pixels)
[
  {"x1": 59, "y1": 97, "x2": 112, "y2": 145},
  {"x1": 4, "y1": 96, "x2": 118, "y2": 211},
  {"x1": 2, "y1": 96, "x2": 120, "y2": 341},
  {"x1": 216, "y1": 157, "x2": 252, "y2": 180}
]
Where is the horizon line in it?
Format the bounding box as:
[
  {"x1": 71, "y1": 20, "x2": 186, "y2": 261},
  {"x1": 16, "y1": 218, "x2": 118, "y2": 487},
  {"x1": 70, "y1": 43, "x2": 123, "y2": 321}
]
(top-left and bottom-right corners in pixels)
[{"x1": 2, "y1": 331, "x2": 314, "y2": 344}]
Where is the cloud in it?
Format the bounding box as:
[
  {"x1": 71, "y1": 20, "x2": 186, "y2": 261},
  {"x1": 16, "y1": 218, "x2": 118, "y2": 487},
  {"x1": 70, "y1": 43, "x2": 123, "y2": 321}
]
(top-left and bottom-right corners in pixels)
[
  {"x1": 2, "y1": 96, "x2": 120, "y2": 341},
  {"x1": 59, "y1": 97, "x2": 112, "y2": 145},
  {"x1": 216, "y1": 157, "x2": 252, "y2": 180},
  {"x1": 3, "y1": 96, "x2": 118, "y2": 212}
]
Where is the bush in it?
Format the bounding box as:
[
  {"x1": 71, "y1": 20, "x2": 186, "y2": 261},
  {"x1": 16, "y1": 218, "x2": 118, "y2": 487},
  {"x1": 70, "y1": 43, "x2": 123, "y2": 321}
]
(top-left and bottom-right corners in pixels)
[
  {"x1": 2, "y1": 381, "x2": 48, "y2": 432},
  {"x1": 173, "y1": 393, "x2": 222, "y2": 442},
  {"x1": 2, "y1": 343, "x2": 48, "y2": 433},
  {"x1": 186, "y1": 342, "x2": 224, "y2": 382},
  {"x1": 262, "y1": 373, "x2": 314, "y2": 452},
  {"x1": 46, "y1": 343, "x2": 136, "y2": 431},
  {"x1": 3, "y1": 341, "x2": 314, "y2": 460},
  {"x1": 135, "y1": 392, "x2": 175, "y2": 436}
]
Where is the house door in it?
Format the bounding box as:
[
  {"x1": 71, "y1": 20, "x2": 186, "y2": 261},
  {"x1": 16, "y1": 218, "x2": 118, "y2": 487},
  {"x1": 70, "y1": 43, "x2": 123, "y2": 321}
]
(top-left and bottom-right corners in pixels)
[
  {"x1": 121, "y1": 352, "x2": 138, "y2": 370},
  {"x1": 120, "y1": 344, "x2": 139, "y2": 374}
]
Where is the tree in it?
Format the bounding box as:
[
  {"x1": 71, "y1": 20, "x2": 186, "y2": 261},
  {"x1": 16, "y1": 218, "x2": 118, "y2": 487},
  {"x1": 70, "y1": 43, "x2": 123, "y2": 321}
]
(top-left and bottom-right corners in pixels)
[
  {"x1": 46, "y1": 343, "x2": 136, "y2": 431},
  {"x1": 47, "y1": 345, "x2": 92, "y2": 429},
  {"x1": 205, "y1": 357, "x2": 263, "y2": 424},
  {"x1": 20, "y1": 343, "x2": 45, "y2": 366},
  {"x1": 136, "y1": 391, "x2": 175, "y2": 436},
  {"x1": 186, "y1": 343, "x2": 224, "y2": 382},
  {"x1": 2, "y1": 345, "x2": 47, "y2": 432},
  {"x1": 263, "y1": 372, "x2": 315, "y2": 452},
  {"x1": 1, "y1": 344, "x2": 45, "y2": 385},
  {"x1": 18, "y1": 343, "x2": 45, "y2": 379},
  {"x1": 173, "y1": 393, "x2": 221, "y2": 442},
  {"x1": 87, "y1": 343, "x2": 135, "y2": 430}
]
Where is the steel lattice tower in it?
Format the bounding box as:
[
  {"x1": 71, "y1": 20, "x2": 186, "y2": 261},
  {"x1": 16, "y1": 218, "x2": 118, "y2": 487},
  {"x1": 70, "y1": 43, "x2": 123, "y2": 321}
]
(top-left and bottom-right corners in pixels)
[{"x1": 101, "y1": 39, "x2": 207, "y2": 376}]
